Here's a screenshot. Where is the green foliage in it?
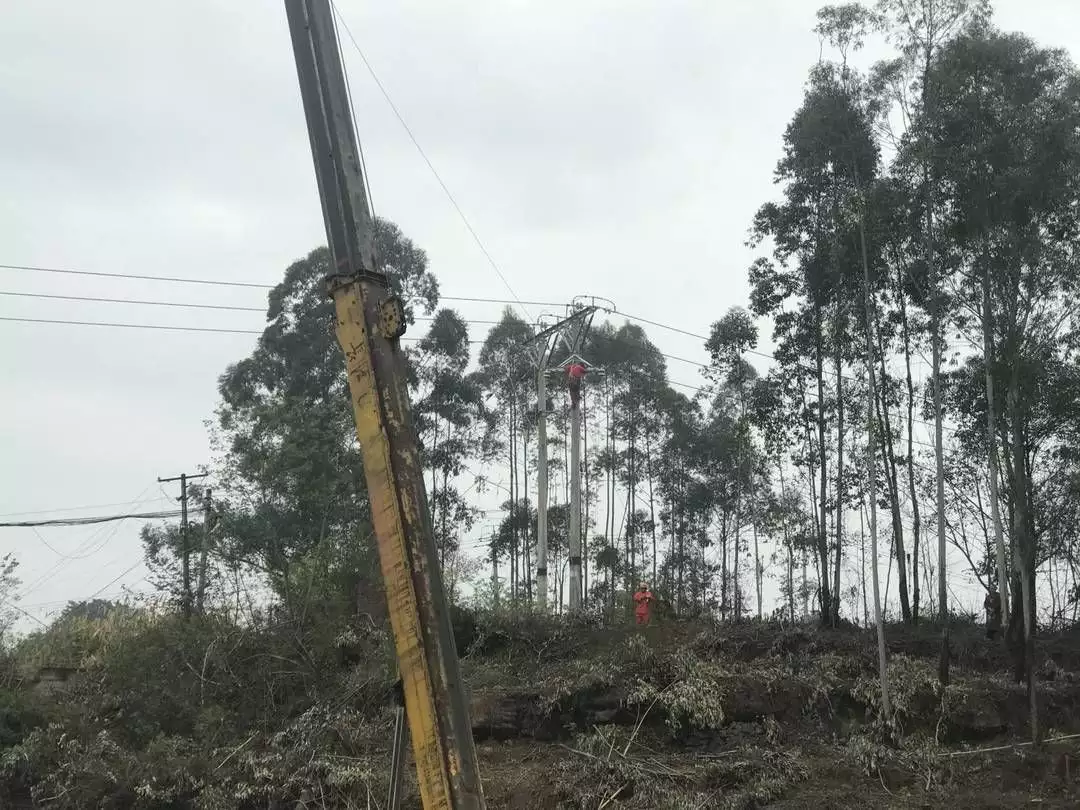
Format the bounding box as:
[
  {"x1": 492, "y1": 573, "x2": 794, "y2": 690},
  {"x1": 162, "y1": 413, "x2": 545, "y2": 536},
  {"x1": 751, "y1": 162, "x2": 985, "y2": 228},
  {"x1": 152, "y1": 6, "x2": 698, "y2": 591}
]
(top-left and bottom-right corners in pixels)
[
  {"x1": 0, "y1": 676, "x2": 41, "y2": 750},
  {"x1": 208, "y1": 220, "x2": 438, "y2": 610},
  {"x1": 0, "y1": 603, "x2": 397, "y2": 808},
  {"x1": 0, "y1": 554, "x2": 20, "y2": 647},
  {"x1": 412, "y1": 308, "x2": 490, "y2": 571}
]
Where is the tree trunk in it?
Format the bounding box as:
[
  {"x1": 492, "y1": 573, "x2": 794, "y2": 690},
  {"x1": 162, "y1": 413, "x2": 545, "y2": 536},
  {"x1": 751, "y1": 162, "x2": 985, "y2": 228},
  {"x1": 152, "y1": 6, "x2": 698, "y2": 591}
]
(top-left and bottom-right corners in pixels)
[
  {"x1": 676, "y1": 480, "x2": 684, "y2": 615},
  {"x1": 833, "y1": 341, "x2": 844, "y2": 626},
  {"x1": 720, "y1": 509, "x2": 729, "y2": 618},
  {"x1": 920, "y1": 147, "x2": 949, "y2": 684},
  {"x1": 607, "y1": 378, "x2": 615, "y2": 613},
  {"x1": 509, "y1": 397, "x2": 517, "y2": 600},
  {"x1": 647, "y1": 430, "x2": 658, "y2": 588},
  {"x1": 778, "y1": 459, "x2": 795, "y2": 623},
  {"x1": 897, "y1": 269, "x2": 922, "y2": 622},
  {"x1": 857, "y1": 176, "x2": 891, "y2": 717},
  {"x1": 875, "y1": 341, "x2": 911, "y2": 622},
  {"x1": 733, "y1": 496, "x2": 742, "y2": 621},
  {"x1": 753, "y1": 519, "x2": 763, "y2": 619},
  {"x1": 1008, "y1": 358, "x2": 1038, "y2": 741},
  {"x1": 860, "y1": 495, "x2": 869, "y2": 627},
  {"x1": 932, "y1": 305, "x2": 950, "y2": 685},
  {"x1": 982, "y1": 266, "x2": 1009, "y2": 620},
  {"x1": 802, "y1": 547, "x2": 810, "y2": 619},
  {"x1": 815, "y1": 304, "x2": 831, "y2": 625}
]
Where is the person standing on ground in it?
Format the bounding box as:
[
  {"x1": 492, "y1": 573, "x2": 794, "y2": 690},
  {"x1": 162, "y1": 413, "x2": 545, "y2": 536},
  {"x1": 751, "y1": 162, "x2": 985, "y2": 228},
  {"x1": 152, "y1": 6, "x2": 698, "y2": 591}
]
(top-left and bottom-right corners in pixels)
[{"x1": 633, "y1": 583, "x2": 654, "y2": 626}]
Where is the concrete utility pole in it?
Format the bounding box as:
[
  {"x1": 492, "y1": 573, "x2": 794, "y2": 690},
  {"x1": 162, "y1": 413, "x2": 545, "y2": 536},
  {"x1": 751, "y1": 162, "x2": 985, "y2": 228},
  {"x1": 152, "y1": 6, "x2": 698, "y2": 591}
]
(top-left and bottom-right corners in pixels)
[
  {"x1": 196, "y1": 488, "x2": 212, "y2": 615},
  {"x1": 535, "y1": 362, "x2": 550, "y2": 607},
  {"x1": 531, "y1": 328, "x2": 555, "y2": 610},
  {"x1": 158, "y1": 472, "x2": 208, "y2": 619},
  {"x1": 529, "y1": 306, "x2": 599, "y2": 612},
  {"x1": 284, "y1": 2, "x2": 484, "y2": 807},
  {"x1": 568, "y1": 378, "x2": 583, "y2": 611}
]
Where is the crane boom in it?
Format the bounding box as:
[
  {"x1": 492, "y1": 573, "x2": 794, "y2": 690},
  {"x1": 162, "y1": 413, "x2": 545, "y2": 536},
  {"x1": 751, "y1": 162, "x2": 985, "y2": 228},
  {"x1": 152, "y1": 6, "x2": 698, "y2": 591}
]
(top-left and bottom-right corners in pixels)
[{"x1": 283, "y1": 2, "x2": 485, "y2": 807}]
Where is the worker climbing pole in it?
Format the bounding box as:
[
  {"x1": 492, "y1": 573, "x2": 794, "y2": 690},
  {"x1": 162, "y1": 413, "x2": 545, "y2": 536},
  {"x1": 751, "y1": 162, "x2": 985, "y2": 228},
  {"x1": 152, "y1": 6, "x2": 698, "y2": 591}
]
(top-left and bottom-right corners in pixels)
[
  {"x1": 283, "y1": 2, "x2": 485, "y2": 808},
  {"x1": 566, "y1": 359, "x2": 586, "y2": 408}
]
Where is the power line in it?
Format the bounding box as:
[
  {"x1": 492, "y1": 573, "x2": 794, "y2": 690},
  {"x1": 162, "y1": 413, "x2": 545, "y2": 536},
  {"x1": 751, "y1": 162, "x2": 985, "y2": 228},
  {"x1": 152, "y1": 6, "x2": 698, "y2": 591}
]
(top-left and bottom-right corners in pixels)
[
  {"x1": 608, "y1": 311, "x2": 960, "y2": 435},
  {"x1": 4, "y1": 310, "x2": 961, "y2": 439},
  {"x1": 0, "y1": 290, "x2": 503, "y2": 323},
  {"x1": 29, "y1": 526, "x2": 80, "y2": 559},
  {"x1": 1, "y1": 316, "x2": 261, "y2": 335},
  {"x1": 87, "y1": 559, "x2": 147, "y2": 602},
  {"x1": 0, "y1": 597, "x2": 47, "y2": 628},
  {"x1": 0, "y1": 316, "x2": 484, "y2": 342},
  {"x1": 16, "y1": 486, "x2": 157, "y2": 601},
  {"x1": 619, "y1": 310, "x2": 708, "y2": 343},
  {"x1": 2, "y1": 290, "x2": 264, "y2": 312},
  {"x1": 0, "y1": 263, "x2": 270, "y2": 289},
  {"x1": 16, "y1": 587, "x2": 152, "y2": 612},
  {"x1": 0, "y1": 508, "x2": 184, "y2": 528},
  {"x1": 328, "y1": 6, "x2": 530, "y2": 320},
  {"x1": 0, "y1": 497, "x2": 171, "y2": 519},
  {"x1": 0, "y1": 263, "x2": 558, "y2": 307},
  {"x1": 616, "y1": 310, "x2": 966, "y2": 378},
  {"x1": 2, "y1": 267, "x2": 965, "y2": 436}
]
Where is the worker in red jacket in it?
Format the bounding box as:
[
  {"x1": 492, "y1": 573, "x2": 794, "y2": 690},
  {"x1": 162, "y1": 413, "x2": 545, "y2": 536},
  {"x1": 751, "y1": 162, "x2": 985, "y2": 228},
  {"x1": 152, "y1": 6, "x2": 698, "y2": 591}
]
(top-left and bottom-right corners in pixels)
[
  {"x1": 633, "y1": 583, "x2": 655, "y2": 626},
  {"x1": 567, "y1": 361, "x2": 587, "y2": 408}
]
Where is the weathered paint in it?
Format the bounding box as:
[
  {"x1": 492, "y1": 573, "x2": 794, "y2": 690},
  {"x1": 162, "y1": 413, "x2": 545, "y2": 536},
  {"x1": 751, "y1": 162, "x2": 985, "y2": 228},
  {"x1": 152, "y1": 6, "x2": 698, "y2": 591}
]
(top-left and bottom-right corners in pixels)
[
  {"x1": 331, "y1": 279, "x2": 484, "y2": 810},
  {"x1": 332, "y1": 282, "x2": 455, "y2": 808}
]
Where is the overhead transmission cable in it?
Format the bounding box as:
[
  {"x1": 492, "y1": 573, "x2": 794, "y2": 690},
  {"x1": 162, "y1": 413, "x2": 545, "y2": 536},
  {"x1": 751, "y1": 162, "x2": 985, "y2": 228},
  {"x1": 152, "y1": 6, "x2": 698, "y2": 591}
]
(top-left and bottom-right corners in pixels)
[
  {"x1": 86, "y1": 559, "x2": 148, "y2": 602},
  {"x1": 15, "y1": 485, "x2": 157, "y2": 599},
  {"x1": 2, "y1": 263, "x2": 960, "y2": 429},
  {"x1": 0, "y1": 497, "x2": 172, "y2": 519},
  {"x1": 0, "y1": 290, "x2": 502, "y2": 324},
  {"x1": 0, "y1": 317, "x2": 957, "y2": 435},
  {"x1": 0, "y1": 508, "x2": 185, "y2": 528},
  {"x1": 0, "y1": 263, "x2": 558, "y2": 307},
  {"x1": 0, "y1": 316, "x2": 493, "y2": 342}
]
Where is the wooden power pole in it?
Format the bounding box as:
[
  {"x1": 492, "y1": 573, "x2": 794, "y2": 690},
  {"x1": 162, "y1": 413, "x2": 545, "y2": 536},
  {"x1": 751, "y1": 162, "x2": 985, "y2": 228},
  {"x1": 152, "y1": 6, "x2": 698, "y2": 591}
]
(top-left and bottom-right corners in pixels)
[{"x1": 283, "y1": 2, "x2": 485, "y2": 808}]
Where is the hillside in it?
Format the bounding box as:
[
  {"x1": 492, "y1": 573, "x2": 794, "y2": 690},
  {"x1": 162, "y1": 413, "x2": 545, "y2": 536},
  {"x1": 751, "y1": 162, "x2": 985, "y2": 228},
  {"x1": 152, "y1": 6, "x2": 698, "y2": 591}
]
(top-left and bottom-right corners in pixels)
[{"x1": 2, "y1": 611, "x2": 1079, "y2": 809}]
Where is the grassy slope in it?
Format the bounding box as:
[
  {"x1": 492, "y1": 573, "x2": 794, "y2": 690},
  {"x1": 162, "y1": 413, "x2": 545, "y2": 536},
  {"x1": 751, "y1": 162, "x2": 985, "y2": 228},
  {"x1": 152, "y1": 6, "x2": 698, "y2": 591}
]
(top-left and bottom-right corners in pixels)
[{"x1": 3, "y1": 611, "x2": 1080, "y2": 808}]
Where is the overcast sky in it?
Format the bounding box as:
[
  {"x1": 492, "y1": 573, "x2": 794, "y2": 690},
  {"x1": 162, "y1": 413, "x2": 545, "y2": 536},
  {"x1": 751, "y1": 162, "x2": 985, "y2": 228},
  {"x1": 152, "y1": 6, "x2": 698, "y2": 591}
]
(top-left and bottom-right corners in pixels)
[{"x1": 2, "y1": 0, "x2": 1076, "y2": 628}]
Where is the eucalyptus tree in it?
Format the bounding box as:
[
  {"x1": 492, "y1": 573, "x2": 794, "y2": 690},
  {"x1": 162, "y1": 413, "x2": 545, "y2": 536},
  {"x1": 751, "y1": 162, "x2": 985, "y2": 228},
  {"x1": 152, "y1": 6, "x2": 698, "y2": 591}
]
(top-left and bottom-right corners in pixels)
[
  {"x1": 210, "y1": 220, "x2": 437, "y2": 616},
  {"x1": 476, "y1": 310, "x2": 536, "y2": 598},
  {"x1": 749, "y1": 53, "x2": 881, "y2": 624},
  {"x1": 906, "y1": 23, "x2": 1080, "y2": 726},
  {"x1": 412, "y1": 309, "x2": 490, "y2": 571}
]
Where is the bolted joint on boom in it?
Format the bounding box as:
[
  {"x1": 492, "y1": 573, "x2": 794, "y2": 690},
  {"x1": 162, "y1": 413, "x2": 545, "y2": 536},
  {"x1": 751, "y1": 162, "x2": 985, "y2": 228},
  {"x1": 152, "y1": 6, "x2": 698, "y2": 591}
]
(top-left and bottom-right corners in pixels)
[
  {"x1": 325, "y1": 270, "x2": 389, "y2": 296},
  {"x1": 379, "y1": 295, "x2": 408, "y2": 340}
]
